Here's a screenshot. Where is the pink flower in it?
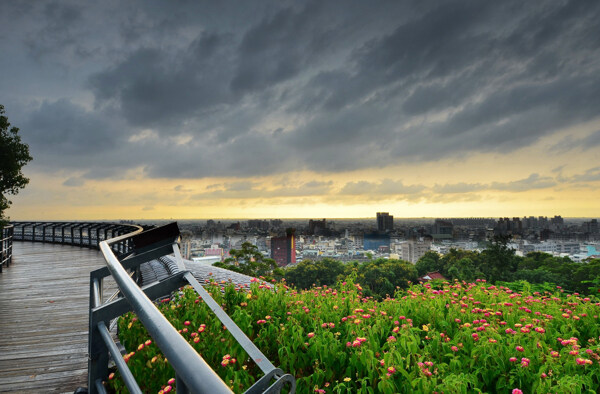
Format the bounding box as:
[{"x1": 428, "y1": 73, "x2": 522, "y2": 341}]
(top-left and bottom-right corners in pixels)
[
  {"x1": 167, "y1": 378, "x2": 175, "y2": 385},
  {"x1": 512, "y1": 389, "x2": 523, "y2": 394},
  {"x1": 516, "y1": 345, "x2": 524, "y2": 352},
  {"x1": 307, "y1": 332, "x2": 315, "y2": 338},
  {"x1": 509, "y1": 357, "x2": 517, "y2": 362},
  {"x1": 183, "y1": 321, "x2": 190, "y2": 326},
  {"x1": 387, "y1": 366, "x2": 396, "y2": 374},
  {"x1": 451, "y1": 346, "x2": 459, "y2": 352}
]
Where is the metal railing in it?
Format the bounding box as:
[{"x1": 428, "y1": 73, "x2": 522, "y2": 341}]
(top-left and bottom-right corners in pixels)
[
  {"x1": 89, "y1": 222, "x2": 296, "y2": 393},
  {"x1": 0, "y1": 225, "x2": 14, "y2": 273},
  {"x1": 10, "y1": 221, "x2": 145, "y2": 256}
]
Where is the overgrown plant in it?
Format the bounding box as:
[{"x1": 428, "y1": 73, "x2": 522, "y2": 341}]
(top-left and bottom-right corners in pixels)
[{"x1": 108, "y1": 277, "x2": 600, "y2": 393}]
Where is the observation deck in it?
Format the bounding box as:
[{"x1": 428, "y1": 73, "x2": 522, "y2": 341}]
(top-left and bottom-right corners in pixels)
[
  {"x1": 0, "y1": 222, "x2": 282, "y2": 394},
  {"x1": 0, "y1": 242, "x2": 110, "y2": 392}
]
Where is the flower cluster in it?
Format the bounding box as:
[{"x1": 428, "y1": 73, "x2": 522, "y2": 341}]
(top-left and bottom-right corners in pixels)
[{"x1": 110, "y1": 279, "x2": 600, "y2": 394}]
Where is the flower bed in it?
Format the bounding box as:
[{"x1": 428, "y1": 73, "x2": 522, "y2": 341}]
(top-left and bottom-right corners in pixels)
[{"x1": 108, "y1": 278, "x2": 600, "y2": 393}]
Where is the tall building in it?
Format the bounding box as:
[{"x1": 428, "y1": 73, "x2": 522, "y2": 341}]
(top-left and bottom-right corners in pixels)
[
  {"x1": 271, "y1": 229, "x2": 296, "y2": 266},
  {"x1": 376, "y1": 212, "x2": 394, "y2": 232},
  {"x1": 401, "y1": 238, "x2": 432, "y2": 264}
]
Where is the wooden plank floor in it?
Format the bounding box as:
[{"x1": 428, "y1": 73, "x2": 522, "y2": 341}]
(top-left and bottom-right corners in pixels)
[{"x1": 0, "y1": 242, "x2": 116, "y2": 393}]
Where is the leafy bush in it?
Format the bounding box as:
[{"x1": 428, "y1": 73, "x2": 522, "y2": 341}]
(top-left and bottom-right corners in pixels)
[{"x1": 107, "y1": 278, "x2": 600, "y2": 393}]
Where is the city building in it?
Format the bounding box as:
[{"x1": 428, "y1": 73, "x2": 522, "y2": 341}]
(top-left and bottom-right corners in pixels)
[
  {"x1": 401, "y1": 238, "x2": 432, "y2": 264},
  {"x1": 376, "y1": 212, "x2": 394, "y2": 232},
  {"x1": 432, "y1": 219, "x2": 453, "y2": 240},
  {"x1": 271, "y1": 229, "x2": 296, "y2": 266},
  {"x1": 363, "y1": 233, "x2": 390, "y2": 251}
]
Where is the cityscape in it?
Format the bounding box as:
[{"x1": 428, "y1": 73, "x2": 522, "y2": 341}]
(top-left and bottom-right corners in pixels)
[
  {"x1": 2, "y1": 1, "x2": 600, "y2": 392},
  {"x1": 173, "y1": 213, "x2": 600, "y2": 267}
]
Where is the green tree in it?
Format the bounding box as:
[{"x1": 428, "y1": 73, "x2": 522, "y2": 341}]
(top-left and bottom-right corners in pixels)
[
  {"x1": 415, "y1": 251, "x2": 443, "y2": 276},
  {"x1": 214, "y1": 242, "x2": 276, "y2": 278},
  {"x1": 1, "y1": 105, "x2": 32, "y2": 225},
  {"x1": 480, "y1": 235, "x2": 518, "y2": 283},
  {"x1": 284, "y1": 258, "x2": 345, "y2": 289},
  {"x1": 353, "y1": 258, "x2": 417, "y2": 299}
]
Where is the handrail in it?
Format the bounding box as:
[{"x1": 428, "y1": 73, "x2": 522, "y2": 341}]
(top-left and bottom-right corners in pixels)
[
  {"x1": 0, "y1": 224, "x2": 14, "y2": 273},
  {"x1": 9, "y1": 221, "x2": 145, "y2": 256},
  {"x1": 89, "y1": 222, "x2": 296, "y2": 394}
]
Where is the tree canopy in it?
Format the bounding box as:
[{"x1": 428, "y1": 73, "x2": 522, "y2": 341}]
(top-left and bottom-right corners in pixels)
[
  {"x1": 0, "y1": 105, "x2": 32, "y2": 225},
  {"x1": 214, "y1": 242, "x2": 278, "y2": 278}
]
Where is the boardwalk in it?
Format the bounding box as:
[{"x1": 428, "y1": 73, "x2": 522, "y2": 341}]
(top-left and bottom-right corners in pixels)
[{"x1": 0, "y1": 242, "x2": 113, "y2": 393}]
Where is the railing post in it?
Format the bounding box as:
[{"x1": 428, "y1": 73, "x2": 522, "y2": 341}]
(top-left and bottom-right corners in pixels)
[{"x1": 88, "y1": 273, "x2": 109, "y2": 394}]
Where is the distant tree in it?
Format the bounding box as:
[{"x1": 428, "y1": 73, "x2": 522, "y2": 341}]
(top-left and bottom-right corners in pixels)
[
  {"x1": 1, "y1": 105, "x2": 32, "y2": 226},
  {"x1": 480, "y1": 235, "x2": 518, "y2": 283},
  {"x1": 353, "y1": 258, "x2": 417, "y2": 299},
  {"x1": 284, "y1": 258, "x2": 345, "y2": 289},
  {"x1": 214, "y1": 242, "x2": 276, "y2": 278},
  {"x1": 415, "y1": 251, "x2": 443, "y2": 276}
]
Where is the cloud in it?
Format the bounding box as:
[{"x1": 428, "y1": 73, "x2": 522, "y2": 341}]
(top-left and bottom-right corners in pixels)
[
  {"x1": 551, "y1": 130, "x2": 600, "y2": 152},
  {"x1": 191, "y1": 180, "x2": 334, "y2": 200},
  {"x1": 432, "y1": 183, "x2": 486, "y2": 194},
  {"x1": 3, "y1": 0, "x2": 600, "y2": 183},
  {"x1": 490, "y1": 173, "x2": 556, "y2": 192},
  {"x1": 62, "y1": 177, "x2": 85, "y2": 187},
  {"x1": 340, "y1": 179, "x2": 425, "y2": 200},
  {"x1": 559, "y1": 166, "x2": 600, "y2": 184}
]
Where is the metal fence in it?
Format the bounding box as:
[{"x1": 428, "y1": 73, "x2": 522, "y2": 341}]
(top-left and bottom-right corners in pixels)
[
  {"x1": 89, "y1": 222, "x2": 296, "y2": 393},
  {"x1": 10, "y1": 221, "x2": 145, "y2": 256},
  {"x1": 0, "y1": 225, "x2": 13, "y2": 273}
]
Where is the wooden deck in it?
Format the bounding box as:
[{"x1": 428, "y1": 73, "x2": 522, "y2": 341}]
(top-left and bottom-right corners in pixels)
[{"x1": 0, "y1": 242, "x2": 114, "y2": 393}]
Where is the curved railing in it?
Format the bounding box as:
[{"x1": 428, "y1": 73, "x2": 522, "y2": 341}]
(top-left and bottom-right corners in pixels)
[
  {"x1": 10, "y1": 221, "x2": 145, "y2": 256},
  {"x1": 89, "y1": 222, "x2": 295, "y2": 394},
  {"x1": 1, "y1": 224, "x2": 14, "y2": 273}
]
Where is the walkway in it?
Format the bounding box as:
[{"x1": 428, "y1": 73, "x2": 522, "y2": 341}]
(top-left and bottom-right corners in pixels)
[
  {"x1": 0, "y1": 242, "x2": 112, "y2": 393},
  {"x1": 0, "y1": 241, "x2": 261, "y2": 393}
]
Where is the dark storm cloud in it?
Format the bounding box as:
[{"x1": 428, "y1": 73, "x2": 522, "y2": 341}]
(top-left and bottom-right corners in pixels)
[
  {"x1": 2, "y1": 0, "x2": 600, "y2": 183},
  {"x1": 23, "y1": 99, "x2": 122, "y2": 158}
]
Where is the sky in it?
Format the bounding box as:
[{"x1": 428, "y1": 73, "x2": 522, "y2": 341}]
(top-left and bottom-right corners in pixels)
[{"x1": 1, "y1": 0, "x2": 600, "y2": 220}]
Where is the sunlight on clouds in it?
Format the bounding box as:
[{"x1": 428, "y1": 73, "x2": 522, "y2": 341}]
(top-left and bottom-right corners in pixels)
[{"x1": 128, "y1": 129, "x2": 159, "y2": 143}]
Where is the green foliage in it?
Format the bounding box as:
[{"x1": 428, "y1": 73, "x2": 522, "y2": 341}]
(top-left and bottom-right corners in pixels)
[
  {"x1": 480, "y1": 235, "x2": 518, "y2": 283},
  {"x1": 214, "y1": 242, "x2": 277, "y2": 278},
  {"x1": 0, "y1": 104, "x2": 32, "y2": 224},
  {"x1": 351, "y1": 258, "x2": 417, "y2": 299},
  {"x1": 110, "y1": 279, "x2": 600, "y2": 393},
  {"x1": 415, "y1": 251, "x2": 443, "y2": 277},
  {"x1": 284, "y1": 258, "x2": 345, "y2": 289},
  {"x1": 285, "y1": 258, "x2": 416, "y2": 299}
]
